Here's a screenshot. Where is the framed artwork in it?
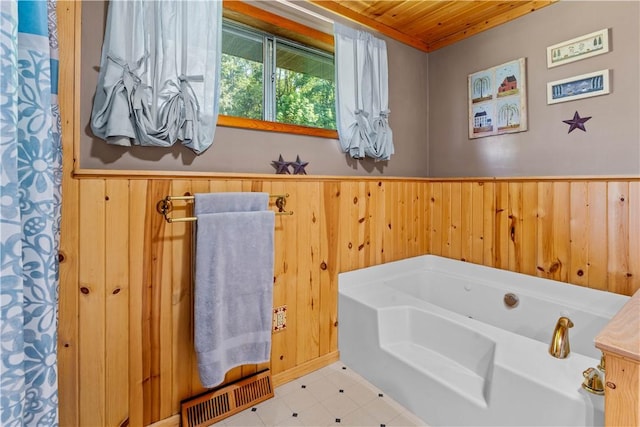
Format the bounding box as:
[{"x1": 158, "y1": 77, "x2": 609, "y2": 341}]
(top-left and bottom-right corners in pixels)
[
  {"x1": 468, "y1": 58, "x2": 527, "y2": 139},
  {"x1": 547, "y1": 29, "x2": 609, "y2": 68},
  {"x1": 547, "y1": 69, "x2": 610, "y2": 104}
]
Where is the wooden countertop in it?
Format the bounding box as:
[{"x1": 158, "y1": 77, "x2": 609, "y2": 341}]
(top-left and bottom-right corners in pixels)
[{"x1": 595, "y1": 289, "x2": 640, "y2": 362}]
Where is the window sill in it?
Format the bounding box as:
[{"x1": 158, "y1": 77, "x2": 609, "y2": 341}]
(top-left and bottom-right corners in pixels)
[{"x1": 217, "y1": 115, "x2": 338, "y2": 139}]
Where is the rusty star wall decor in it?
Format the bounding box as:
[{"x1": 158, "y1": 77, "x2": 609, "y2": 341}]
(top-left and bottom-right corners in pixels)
[
  {"x1": 562, "y1": 111, "x2": 591, "y2": 133},
  {"x1": 272, "y1": 155, "x2": 308, "y2": 174},
  {"x1": 272, "y1": 154, "x2": 291, "y2": 174},
  {"x1": 290, "y1": 155, "x2": 309, "y2": 175}
]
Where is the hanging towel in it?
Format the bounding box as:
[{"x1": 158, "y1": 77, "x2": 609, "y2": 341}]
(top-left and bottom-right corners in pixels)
[
  {"x1": 194, "y1": 192, "x2": 270, "y2": 214},
  {"x1": 194, "y1": 193, "x2": 275, "y2": 388}
]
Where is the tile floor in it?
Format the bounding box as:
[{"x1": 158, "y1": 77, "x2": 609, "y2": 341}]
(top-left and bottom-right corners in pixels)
[{"x1": 214, "y1": 362, "x2": 427, "y2": 427}]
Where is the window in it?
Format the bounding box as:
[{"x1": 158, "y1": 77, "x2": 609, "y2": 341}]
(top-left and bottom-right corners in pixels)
[{"x1": 219, "y1": 19, "x2": 337, "y2": 133}]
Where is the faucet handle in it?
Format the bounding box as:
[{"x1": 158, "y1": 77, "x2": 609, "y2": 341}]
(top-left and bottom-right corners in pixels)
[
  {"x1": 598, "y1": 353, "x2": 605, "y2": 372},
  {"x1": 582, "y1": 367, "x2": 605, "y2": 395}
]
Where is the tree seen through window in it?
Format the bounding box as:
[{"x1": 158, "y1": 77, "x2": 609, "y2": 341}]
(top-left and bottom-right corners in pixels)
[{"x1": 219, "y1": 20, "x2": 336, "y2": 130}]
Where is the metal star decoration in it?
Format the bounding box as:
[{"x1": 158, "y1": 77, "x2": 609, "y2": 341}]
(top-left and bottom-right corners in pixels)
[
  {"x1": 562, "y1": 111, "x2": 591, "y2": 133},
  {"x1": 272, "y1": 154, "x2": 291, "y2": 174},
  {"x1": 290, "y1": 155, "x2": 309, "y2": 175}
]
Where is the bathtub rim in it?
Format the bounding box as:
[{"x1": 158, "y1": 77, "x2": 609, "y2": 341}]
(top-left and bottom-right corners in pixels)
[{"x1": 339, "y1": 255, "x2": 630, "y2": 318}]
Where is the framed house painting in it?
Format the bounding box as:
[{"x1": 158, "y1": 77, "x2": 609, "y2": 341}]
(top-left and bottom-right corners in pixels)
[{"x1": 468, "y1": 58, "x2": 527, "y2": 139}]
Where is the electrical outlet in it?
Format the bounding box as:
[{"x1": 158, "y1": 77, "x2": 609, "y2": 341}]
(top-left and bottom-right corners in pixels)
[{"x1": 273, "y1": 306, "x2": 287, "y2": 332}]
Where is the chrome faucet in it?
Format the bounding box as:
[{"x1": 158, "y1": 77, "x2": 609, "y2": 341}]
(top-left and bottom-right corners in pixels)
[{"x1": 548, "y1": 316, "x2": 573, "y2": 359}]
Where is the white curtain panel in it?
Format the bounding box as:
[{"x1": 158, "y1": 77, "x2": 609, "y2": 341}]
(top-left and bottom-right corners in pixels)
[
  {"x1": 334, "y1": 22, "x2": 394, "y2": 161},
  {"x1": 91, "y1": 0, "x2": 222, "y2": 154}
]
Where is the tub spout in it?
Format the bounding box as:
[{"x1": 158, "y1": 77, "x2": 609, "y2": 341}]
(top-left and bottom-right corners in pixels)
[{"x1": 548, "y1": 316, "x2": 573, "y2": 359}]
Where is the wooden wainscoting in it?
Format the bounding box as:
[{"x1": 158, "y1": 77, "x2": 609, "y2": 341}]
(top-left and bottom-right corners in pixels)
[
  {"x1": 60, "y1": 177, "x2": 431, "y2": 426},
  {"x1": 426, "y1": 180, "x2": 639, "y2": 296},
  {"x1": 58, "y1": 175, "x2": 640, "y2": 426}
]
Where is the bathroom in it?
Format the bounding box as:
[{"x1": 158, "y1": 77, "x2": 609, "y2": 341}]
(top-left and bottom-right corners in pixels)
[{"x1": 3, "y1": 0, "x2": 638, "y2": 426}]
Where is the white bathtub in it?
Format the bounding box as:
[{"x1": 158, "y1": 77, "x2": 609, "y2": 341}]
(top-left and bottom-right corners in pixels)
[{"x1": 338, "y1": 255, "x2": 630, "y2": 426}]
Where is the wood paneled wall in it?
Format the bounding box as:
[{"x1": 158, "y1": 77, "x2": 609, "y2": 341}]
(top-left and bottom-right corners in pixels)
[
  {"x1": 56, "y1": 3, "x2": 639, "y2": 426},
  {"x1": 427, "y1": 180, "x2": 640, "y2": 296},
  {"x1": 60, "y1": 177, "x2": 432, "y2": 426},
  {"x1": 58, "y1": 176, "x2": 640, "y2": 426}
]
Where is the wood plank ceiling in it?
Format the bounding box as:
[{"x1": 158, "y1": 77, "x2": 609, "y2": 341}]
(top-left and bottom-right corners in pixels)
[{"x1": 309, "y1": 0, "x2": 558, "y2": 52}]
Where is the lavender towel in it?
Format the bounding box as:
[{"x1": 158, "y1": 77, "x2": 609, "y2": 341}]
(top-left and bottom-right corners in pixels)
[
  {"x1": 194, "y1": 192, "x2": 270, "y2": 214},
  {"x1": 194, "y1": 193, "x2": 274, "y2": 388}
]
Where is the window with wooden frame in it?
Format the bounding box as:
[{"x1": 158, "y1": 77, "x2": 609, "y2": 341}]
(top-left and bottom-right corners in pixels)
[{"x1": 219, "y1": 1, "x2": 337, "y2": 139}]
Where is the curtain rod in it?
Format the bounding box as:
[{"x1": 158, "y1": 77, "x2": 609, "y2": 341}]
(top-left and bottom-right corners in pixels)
[{"x1": 274, "y1": 0, "x2": 335, "y2": 24}]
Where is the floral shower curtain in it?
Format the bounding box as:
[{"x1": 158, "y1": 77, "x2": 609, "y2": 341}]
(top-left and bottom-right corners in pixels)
[{"x1": 0, "y1": 0, "x2": 62, "y2": 426}]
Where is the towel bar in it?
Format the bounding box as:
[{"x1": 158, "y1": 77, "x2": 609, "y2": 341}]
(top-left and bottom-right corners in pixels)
[{"x1": 157, "y1": 194, "x2": 293, "y2": 223}]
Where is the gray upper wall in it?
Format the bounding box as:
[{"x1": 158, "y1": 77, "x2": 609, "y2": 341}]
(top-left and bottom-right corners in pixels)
[
  {"x1": 79, "y1": 1, "x2": 429, "y2": 176},
  {"x1": 428, "y1": 1, "x2": 640, "y2": 177},
  {"x1": 80, "y1": 1, "x2": 639, "y2": 178}
]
